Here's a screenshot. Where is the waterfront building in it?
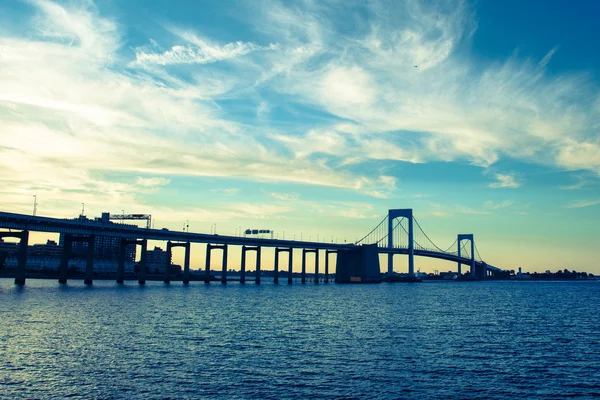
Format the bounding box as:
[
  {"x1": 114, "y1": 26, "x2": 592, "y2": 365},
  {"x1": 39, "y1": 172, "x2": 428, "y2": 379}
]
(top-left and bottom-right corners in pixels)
[
  {"x1": 146, "y1": 246, "x2": 169, "y2": 274},
  {"x1": 4, "y1": 255, "x2": 134, "y2": 274},
  {"x1": 145, "y1": 246, "x2": 182, "y2": 275},
  {"x1": 58, "y1": 213, "x2": 137, "y2": 262},
  {"x1": 0, "y1": 238, "x2": 18, "y2": 254}
]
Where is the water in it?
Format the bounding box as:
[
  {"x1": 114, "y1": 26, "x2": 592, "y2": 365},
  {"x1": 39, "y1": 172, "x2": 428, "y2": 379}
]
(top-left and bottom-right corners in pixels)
[{"x1": 1, "y1": 279, "x2": 599, "y2": 399}]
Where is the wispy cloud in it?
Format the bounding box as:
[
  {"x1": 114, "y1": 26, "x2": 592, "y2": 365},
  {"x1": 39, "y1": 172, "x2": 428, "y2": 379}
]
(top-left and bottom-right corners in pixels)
[
  {"x1": 210, "y1": 188, "x2": 240, "y2": 195},
  {"x1": 1, "y1": 0, "x2": 600, "y2": 221},
  {"x1": 566, "y1": 200, "x2": 600, "y2": 209},
  {"x1": 559, "y1": 174, "x2": 590, "y2": 190},
  {"x1": 136, "y1": 177, "x2": 171, "y2": 188},
  {"x1": 489, "y1": 174, "x2": 521, "y2": 189},
  {"x1": 132, "y1": 37, "x2": 276, "y2": 67},
  {"x1": 267, "y1": 191, "x2": 300, "y2": 201},
  {"x1": 484, "y1": 200, "x2": 514, "y2": 209}
]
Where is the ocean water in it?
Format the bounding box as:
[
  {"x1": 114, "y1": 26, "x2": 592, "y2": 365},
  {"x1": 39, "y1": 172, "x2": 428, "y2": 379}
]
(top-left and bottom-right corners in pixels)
[{"x1": 1, "y1": 279, "x2": 599, "y2": 399}]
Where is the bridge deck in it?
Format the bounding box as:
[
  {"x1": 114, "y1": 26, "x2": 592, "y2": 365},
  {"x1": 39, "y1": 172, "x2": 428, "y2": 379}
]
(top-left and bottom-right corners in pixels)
[{"x1": 0, "y1": 211, "x2": 497, "y2": 270}]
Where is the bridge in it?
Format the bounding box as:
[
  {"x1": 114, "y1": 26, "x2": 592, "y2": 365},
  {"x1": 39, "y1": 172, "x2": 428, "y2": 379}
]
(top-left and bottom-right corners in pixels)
[{"x1": 0, "y1": 208, "x2": 501, "y2": 285}]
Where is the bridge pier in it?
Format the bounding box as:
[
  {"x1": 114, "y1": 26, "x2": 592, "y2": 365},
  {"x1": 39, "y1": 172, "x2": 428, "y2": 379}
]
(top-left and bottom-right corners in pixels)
[
  {"x1": 255, "y1": 246, "x2": 261, "y2": 284},
  {"x1": 12, "y1": 230, "x2": 29, "y2": 285},
  {"x1": 165, "y1": 241, "x2": 173, "y2": 284},
  {"x1": 239, "y1": 245, "x2": 260, "y2": 284},
  {"x1": 117, "y1": 238, "x2": 147, "y2": 284},
  {"x1": 138, "y1": 239, "x2": 148, "y2": 285},
  {"x1": 301, "y1": 249, "x2": 306, "y2": 284},
  {"x1": 183, "y1": 242, "x2": 191, "y2": 284},
  {"x1": 275, "y1": 247, "x2": 294, "y2": 284},
  {"x1": 84, "y1": 236, "x2": 95, "y2": 285},
  {"x1": 325, "y1": 250, "x2": 336, "y2": 283},
  {"x1": 0, "y1": 230, "x2": 31, "y2": 285},
  {"x1": 205, "y1": 244, "x2": 228, "y2": 283},
  {"x1": 301, "y1": 249, "x2": 318, "y2": 283},
  {"x1": 165, "y1": 241, "x2": 193, "y2": 284},
  {"x1": 59, "y1": 234, "x2": 73, "y2": 284},
  {"x1": 116, "y1": 238, "x2": 126, "y2": 283},
  {"x1": 287, "y1": 249, "x2": 293, "y2": 284},
  {"x1": 274, "y1": 248, "x2": 279, "y2": 284},
  {"x1": 240, "y1": 245, "x2": 246, "y2": 284},
  {"x1": 221, "y1": 245, "x2": 228, "y2": 284},
  {"x1": 205, "y1": 244, "x2": 212, "y2": 283},
  {"x1": 314, "y1": 249, "x2": 319, "y2": 284}
]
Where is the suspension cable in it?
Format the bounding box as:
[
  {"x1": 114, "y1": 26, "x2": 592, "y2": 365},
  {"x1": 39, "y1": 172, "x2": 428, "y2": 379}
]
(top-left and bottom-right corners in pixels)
[
  {"x1": 413, "y1": 217, "x2": 459, "y2": 254},
  {"x1": 474, "y1": 242, "x2": 484, "y2": 262},
  {"x1": 355, "y1": 215, "x2": 388, "y2": 244}
]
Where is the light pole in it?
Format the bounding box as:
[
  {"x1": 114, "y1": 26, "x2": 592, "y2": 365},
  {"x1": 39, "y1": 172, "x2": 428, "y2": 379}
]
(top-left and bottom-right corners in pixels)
[
  {"x1": 81, "y1": 202, "x2": 85, "y2": 217},
  {"x1": 32, "y1": 195, "x2": 37, "y2": 216},
  {"x1": 186, "y1": 220, "x2": 189, "y2": 233}
]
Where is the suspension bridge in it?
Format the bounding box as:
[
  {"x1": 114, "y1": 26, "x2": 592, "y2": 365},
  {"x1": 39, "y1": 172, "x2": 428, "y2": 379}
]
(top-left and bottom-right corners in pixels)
[
  {"x1": 0, "y1": 208, "x2": 500, "y2": 285},
  {"x1": 355, "y1": 209, "x2": 500, "y2": 280}
]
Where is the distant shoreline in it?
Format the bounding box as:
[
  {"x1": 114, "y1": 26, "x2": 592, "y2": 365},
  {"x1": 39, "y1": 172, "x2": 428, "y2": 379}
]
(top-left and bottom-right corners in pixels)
[{"x1": 0, "y1": 270, "x2": 597, "y2": 283}]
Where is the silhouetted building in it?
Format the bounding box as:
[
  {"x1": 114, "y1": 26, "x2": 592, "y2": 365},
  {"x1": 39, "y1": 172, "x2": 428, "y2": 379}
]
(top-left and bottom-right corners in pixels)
[
  {"x1": 58, "y1": 213, "x2": 136, "y2": 262},
  {"x1": 0, "y1": 238, "x2": 18, "y2": 255},
  {"x1": 146, "y1": 246, "x2": 169, "y2": 274},
  {"x1": 145, "y1": 246, "x2": 182, "y2": 275},
  {"x1": 29, "y1": 240, "x2": 62, "y2": 257}
]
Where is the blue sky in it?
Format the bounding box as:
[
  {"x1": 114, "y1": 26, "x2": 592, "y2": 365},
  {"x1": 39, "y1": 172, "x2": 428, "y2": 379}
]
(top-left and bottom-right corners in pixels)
[{"x1": 0, "y1": 0, "x2": 599, "y2": 273}]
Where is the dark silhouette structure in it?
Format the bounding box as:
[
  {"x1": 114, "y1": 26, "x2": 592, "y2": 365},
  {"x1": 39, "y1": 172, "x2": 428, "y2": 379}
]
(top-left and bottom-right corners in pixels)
[{"x1": 0, "y1": 209, "x2": 501, "y2": 285}]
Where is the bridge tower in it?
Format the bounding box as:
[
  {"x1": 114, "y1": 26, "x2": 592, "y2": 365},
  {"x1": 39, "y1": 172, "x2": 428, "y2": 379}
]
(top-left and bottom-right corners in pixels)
[
  {"x1": 388, "y1": 209, "x2": 414, "y2": 276},
  {"x1": 457, "y1": 234, "x2": 475, "y2": 278},
  {"x1": 0, "y1": 230, "x2": 29, "y2": 285}
]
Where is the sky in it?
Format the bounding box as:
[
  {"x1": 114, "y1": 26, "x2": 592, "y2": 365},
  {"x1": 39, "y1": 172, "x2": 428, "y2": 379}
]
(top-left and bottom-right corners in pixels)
[{"x1": 0, "y1": 0, "x2": 599, "y2": 274}]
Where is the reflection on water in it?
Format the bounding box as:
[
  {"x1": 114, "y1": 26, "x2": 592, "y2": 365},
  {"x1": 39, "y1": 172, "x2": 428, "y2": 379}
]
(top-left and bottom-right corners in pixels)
[{"x1": 1, "y1": 279, "x2": 599, "y2": 399}]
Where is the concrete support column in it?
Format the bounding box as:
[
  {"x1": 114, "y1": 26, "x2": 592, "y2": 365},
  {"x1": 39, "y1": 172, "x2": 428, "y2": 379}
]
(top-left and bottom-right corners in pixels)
[
  {"x1": 138, "y1": 239, "x2": 147, "y2": 285},
  {"x1": 301, "y1": 249, "x2": 306, "y2": 284},
  {"x1": 408, "y1": 215, "x2": 414, "y2": 276},
  {"x1": 457, "y1": 239, "x2": 462, "y2": 276},
  {"x1": 314, "y1": 249, "x2": 319, "y2": 284},
  {"x1": 221, "y1": 245, "x2": 228, "y2": 284},
  {"x1": 240, "y1": 245, "x2": 246, "y2": 284},
  {"x1": 205, "y1": 244, "x2": 212, "y2": 284},
  {"x1": 14, "y1": 230, "x2": 29, "y2": 285},
  {"x1": 117, "y1": 238, "x2": 126, "y2": 283},
  {"x1": 255, "y1": 246, "x2": 261, "y2": 284},
  {"x1": 470, "y1": 239, "x2": 476, "y2": 278},
  {"x1": 388, "y1": 213, "x2": 394, "y2": 275},
  {"x1": 183, "y1": 242, "x2": 191, "y2": 284},
  {"x1": 287, "y1": 249, "x2": 293, "y2": 284},
  {"x1": 274, "y1": 249, "x2": 280, "y2": 284},
  {"x1": 59, "y1": 234, "x2": 72, "y2": 284},
  {"x1": 164, "y1": 241, "x2": 172, "y2": 284},
  {"x1": 84, "y1": 235, "x2": 95, "y2": 285},
  {"x1": 325, "y1": 250, "x2": 334, "y2": 284}
]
